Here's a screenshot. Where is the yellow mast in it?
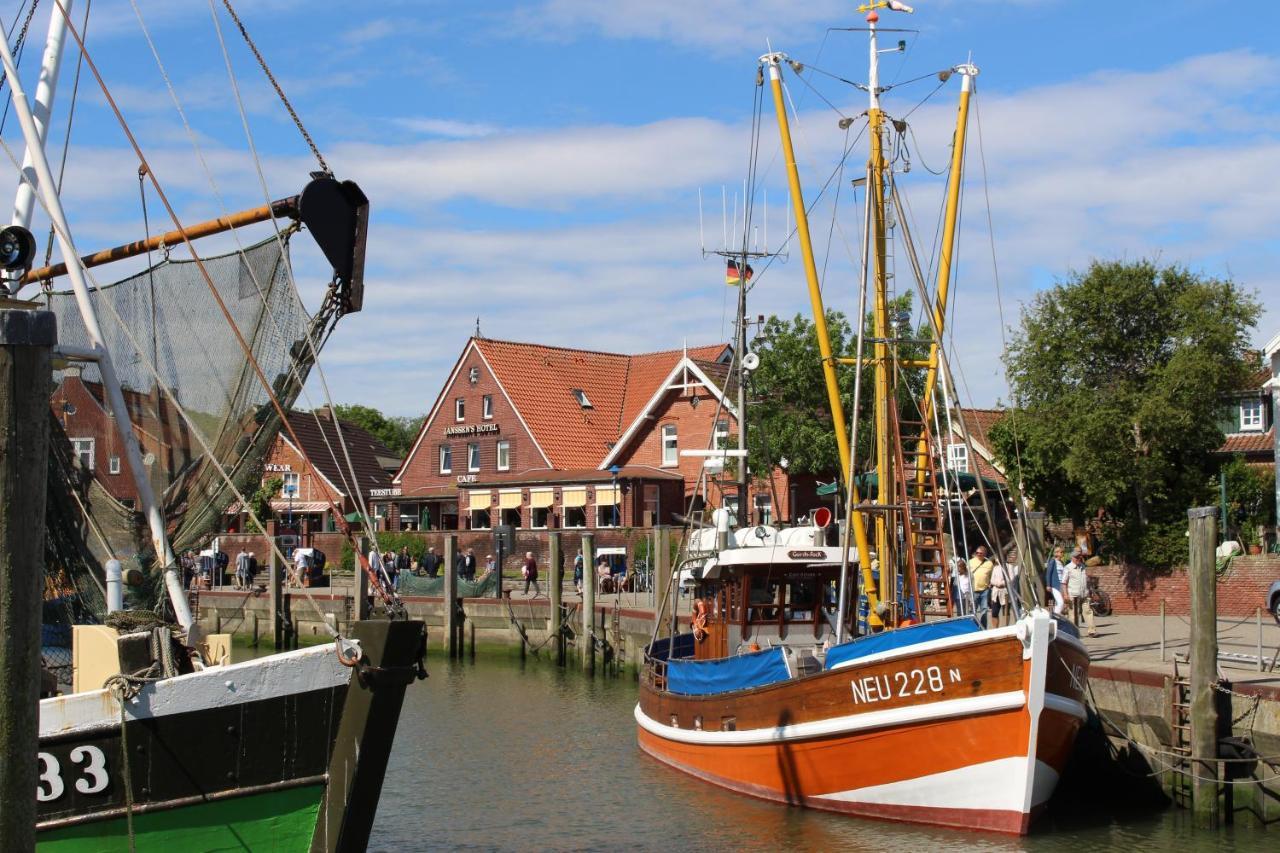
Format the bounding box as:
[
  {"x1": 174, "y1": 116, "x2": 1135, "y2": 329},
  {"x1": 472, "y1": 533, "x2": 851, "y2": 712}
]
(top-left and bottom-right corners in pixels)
[
  {"x1": 761, "y1": 52, "x2": 882, "y2": 626},
  {"x1": 915, "y1": 64, "x2": 979, "y2": 496}
]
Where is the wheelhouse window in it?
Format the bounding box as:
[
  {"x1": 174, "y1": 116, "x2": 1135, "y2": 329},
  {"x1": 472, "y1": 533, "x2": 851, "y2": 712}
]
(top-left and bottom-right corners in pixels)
[
  {"x1": 439, "y1": 444, "x2": 452, "y2": 474},
  {"x1": 455, "y1": 398, "x2": 465, "y2": 421},
  {"x1": 1240, "y1": 398, "x2": 1264, "y2": 431},
  {"x1": 468, "y1": 442, "x2": 480, "y2": 472},
  {"x1": 71, "y1": 437, "x2": 94, "y2": 470},
  {"x1": 661, "y1": 424, "x2": 678, "y2": 466},
  {"x1": 483, "y1": 395, "x2": 494, "y2": 419},
  {"x1": 946, "y1": 443, "x2": 969, "y2": 473},
  {"x1": 496, "y1": 439, "x2": 510, "y2": 471}
]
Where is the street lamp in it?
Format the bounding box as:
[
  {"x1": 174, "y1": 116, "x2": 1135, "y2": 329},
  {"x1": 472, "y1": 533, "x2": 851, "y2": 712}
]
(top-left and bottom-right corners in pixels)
[{"x1": 608, "y1": 464, "x2": 621, "y2": 527}]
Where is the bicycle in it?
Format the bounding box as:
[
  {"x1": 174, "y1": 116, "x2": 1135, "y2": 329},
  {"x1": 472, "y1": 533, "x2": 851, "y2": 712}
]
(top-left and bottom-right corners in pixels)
[{"x1": 1087, "y1": 575, "x2": 1113, "y2": 617}]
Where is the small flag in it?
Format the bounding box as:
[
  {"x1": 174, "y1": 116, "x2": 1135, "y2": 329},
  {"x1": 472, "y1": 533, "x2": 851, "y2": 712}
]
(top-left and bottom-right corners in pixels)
[{"x1": 726, "y1": 259, "x2": 754, "y2": 286}]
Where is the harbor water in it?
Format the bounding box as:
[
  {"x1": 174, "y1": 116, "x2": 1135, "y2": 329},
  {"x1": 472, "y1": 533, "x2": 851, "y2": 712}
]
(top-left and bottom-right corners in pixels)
[{"x1": 368, "y1": 651, "x2": 1272, "y2": 852}]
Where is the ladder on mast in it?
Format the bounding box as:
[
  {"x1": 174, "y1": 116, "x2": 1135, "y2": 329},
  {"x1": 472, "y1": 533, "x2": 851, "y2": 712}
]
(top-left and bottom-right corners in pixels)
[{"x1": 890, "y1": 404, "x2": 952, "y2": 618}]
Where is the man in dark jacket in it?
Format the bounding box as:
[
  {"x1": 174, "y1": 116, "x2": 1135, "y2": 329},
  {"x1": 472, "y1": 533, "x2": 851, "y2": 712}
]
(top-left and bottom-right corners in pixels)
[
  {"x1": 458, "y1": 548, "x2": 477, "y2": 581},
  {"x1": 420, "y1": 546, "x2": 441, "y2": 578}
]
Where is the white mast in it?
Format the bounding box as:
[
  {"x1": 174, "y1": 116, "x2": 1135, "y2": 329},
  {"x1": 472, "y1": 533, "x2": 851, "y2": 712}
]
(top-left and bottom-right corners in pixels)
[
  {"x1": 12, "y1": 0, "x2": 75, "y2": 231},
  {"x1": 0, "y1": 23, "x2": 194, "y2": 630}
]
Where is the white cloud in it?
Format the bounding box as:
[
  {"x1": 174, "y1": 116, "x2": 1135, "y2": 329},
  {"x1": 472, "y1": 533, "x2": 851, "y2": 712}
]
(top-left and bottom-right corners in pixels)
[{"x1": 393, "y1": 117, "x2": 501, "y2": 139}]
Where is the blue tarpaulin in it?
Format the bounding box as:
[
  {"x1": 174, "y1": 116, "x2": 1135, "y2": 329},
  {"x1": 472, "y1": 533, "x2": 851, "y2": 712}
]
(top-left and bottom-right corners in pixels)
[
  {"x1": 665, "y1": 646, "x2": 792, "y2": 696},
  {"x1": 824, "y1": 617, "x2": 983, "y2": 670}
]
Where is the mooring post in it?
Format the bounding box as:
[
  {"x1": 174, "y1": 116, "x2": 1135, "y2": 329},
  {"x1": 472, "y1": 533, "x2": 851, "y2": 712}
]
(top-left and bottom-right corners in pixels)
[
  {"x1": 252, "y1": 612, "x2": 260, "y2": 648},
  {"x1": 548, "y1": 531, "x2": 563, "y2": 664},
  {"x1": 270, "y1": 548, "x2": 283, "y2": 650},
  {"x1": 356, "y1": 536, "x2": 370, "y2": 622},
  {"x1": 1188, "y1": 505, "x2": 1220, "y2": 829},
  {"x1": 0, "y1": 307, "x2": 55, "y2": 852},
  {"x1": 443, "y1": 534, "x2": 458, "y2": 659},
  {"x1": 1023, "y1": 511, "x2": 1048, "y2": 609},
  {"x1": 582, "y1": 532, "x2": 596, "y2": 675},
  {"x1": 468, "y1": 620, "x2": 475, "y2": 661},
  {"x1": 654, "y1": 526, "x2": 671, "y2": 633}
]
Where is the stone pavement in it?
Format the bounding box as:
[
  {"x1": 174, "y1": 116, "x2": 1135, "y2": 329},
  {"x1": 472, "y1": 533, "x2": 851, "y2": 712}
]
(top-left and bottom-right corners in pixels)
[{"x1": 1079, "y1": 612, "x2": 1280, "y2": 687}]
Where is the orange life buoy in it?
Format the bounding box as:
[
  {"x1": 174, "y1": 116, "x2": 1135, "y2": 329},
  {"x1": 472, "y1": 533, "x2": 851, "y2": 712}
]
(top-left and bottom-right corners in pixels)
[{"x1": 692, "y1": 598, "x2": 709, "y2": 642}]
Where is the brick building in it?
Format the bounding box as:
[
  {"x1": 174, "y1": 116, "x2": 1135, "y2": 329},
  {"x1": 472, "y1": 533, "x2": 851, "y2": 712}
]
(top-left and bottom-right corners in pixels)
[
  {"x1": 388, "y1": 337, "x2": 805, "y2": 533},
  {"x1": 224, "y1": 408, "x2": 396, "y2": 539}
]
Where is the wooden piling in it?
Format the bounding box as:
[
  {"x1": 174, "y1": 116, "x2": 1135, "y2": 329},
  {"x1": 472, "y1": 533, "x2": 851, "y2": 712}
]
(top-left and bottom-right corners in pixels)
[
  {"x1": 356, "y1": 536, "x2": 370, "y2": 622},
  {"x1": 468, "y1": 620, "x2": 476, "y2": 661},
  {"x1": 654, "y1": 526, "x2": 671, "y2": 633},
  {"x1": 252, "y1": 613, "x2": 260, "y2": 648},
  {"x1": 582, "y1": 533, "x2": 595, "y2": 675},
  {"x1": 0, "y1": 307, "x2": 55, "y2": 852},
  {"x1": 270, "y1": 548, "x2": 283, "y2": 650},
  {"x1": 443, "y1": 535, "x2": 458, "y2": 659},
  {"x1": 548, "y1": 531, "x2": 563, "y2": 666},
  {"x1": 1187, "y1": 505, "x2": 1220, "y2": 828}
]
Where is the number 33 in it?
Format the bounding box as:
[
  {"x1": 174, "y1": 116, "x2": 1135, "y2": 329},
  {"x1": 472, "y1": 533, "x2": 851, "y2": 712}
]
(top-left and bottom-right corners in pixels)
[{"x1": 37, "y1": 747, "x2": 109, "y2": 801}]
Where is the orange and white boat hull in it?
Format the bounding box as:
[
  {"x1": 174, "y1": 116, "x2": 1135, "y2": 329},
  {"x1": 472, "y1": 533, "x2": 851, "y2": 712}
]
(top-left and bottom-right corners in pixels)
[{"x1": 636, "y1": 610, "x2": 1088, "y2": 835}]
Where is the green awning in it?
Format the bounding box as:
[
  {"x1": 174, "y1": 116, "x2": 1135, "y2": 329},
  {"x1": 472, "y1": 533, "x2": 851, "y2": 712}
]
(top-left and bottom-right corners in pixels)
[{"x1": 343, "y1": 511, "x2": 372, "y2": 524}]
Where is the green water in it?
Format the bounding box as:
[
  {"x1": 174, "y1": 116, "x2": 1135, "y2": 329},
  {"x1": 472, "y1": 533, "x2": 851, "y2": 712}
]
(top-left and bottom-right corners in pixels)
[{"x1": 369, "y1": 652, "x2": 1272, "y2": 852}]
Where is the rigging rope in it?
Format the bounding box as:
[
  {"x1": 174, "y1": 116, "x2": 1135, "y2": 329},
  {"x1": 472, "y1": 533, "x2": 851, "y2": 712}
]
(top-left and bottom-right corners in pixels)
[{"x1": 216, "y1": 0, "x2": 330, "y2": 175}]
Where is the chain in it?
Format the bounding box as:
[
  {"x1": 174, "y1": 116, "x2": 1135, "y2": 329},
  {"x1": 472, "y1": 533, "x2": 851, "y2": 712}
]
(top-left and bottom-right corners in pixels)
[{"x1": 218, "y1": 0, "x2": 329, "y2": 175}]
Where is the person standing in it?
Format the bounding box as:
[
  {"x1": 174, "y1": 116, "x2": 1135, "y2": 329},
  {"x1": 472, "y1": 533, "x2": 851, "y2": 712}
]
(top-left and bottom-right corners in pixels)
[
  {"x1": 990, "y1": 559, "x2": 1011, "y2": 628},
  {"x1": 1063, "y1": 550, "x2": 1096, "y2": 637},
  {"x1": 573, "y1": 550, "x2": 584, "y2": 594},
  {"x1": 234, "y1": 548, "x2": 251, "y2": 590},
  {"x1": 459, "y1": 548, "x2": 477, "y2": 582},
  {"x1": 396, "y1": 547, "x2": 411, "y2": 582},
  {"x1": 952, "y1": 557, "x2": 972, "y2": 615},
  {"x1": 1044, "y1": 546, "x2": 1066, "y2": 615},
  {"x1": 521, "y1": 551, "x2": 541, "y2": 598},
  {"x1": 968, "y1": 546, "x2": 995, "y2": 627},
  {"x1": 421, "y1": 546, "x2": 441, "y2": 578}
]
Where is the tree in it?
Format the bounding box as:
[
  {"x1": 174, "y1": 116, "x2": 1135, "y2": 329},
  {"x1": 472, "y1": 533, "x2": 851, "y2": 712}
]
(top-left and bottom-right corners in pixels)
[
  {"x1": 331, "y1": 405, "x2": 423, "y2": 456},
  {"x1": 990, "y1": 260, "x2": 1260, "y2": 566},
  {"x1": 1220, "y1": 456, "x2": 1275, "y2": 547},
  {"x1": 745, "y1": 294, "x2": 925, "y2": 480}
]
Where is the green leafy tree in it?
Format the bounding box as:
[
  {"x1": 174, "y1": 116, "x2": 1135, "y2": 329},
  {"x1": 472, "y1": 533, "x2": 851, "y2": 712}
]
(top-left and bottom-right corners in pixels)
[
  {"x1": 990, "y1": 260, "x2": 1260, "y2": 565},
  {"x1": 248, "y1": 476, "x2": 283, "y2": 525},
  {"x1": 331, "y1": 405, "x2": 423, "y2": 456},
  {"x1": 1220, "y1": 456, "x2": 1276, "y2": 546},
  {"x1": 745, "y1": 294, "x2": 925, "y2": 479}
]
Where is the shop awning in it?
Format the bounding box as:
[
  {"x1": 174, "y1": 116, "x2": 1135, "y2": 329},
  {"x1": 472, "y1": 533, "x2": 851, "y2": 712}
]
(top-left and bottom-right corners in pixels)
[
  {"x1": 530, "y1": 488, "x2": 554, "y2": 508},
  {"x1": 269, "y1": 500, "x2": 330, "y2": 513},
  {"x1": 595, "y1": 485, "x2": 619, "y2": 505},
  {"x1": 561, "y1": 486, "x2": 587, "y2": 508},
  {"x1": 498, "y1": 489, "x2": 522, "y2": 509},
  {"x1": 468, "y1": 490, "x2": 492, "y2": 511}
]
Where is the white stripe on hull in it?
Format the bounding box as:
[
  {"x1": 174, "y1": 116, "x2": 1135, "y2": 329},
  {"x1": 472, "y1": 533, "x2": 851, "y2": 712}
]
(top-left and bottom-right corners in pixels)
[
  {"x1": 40, "y1": 643, "x2": 352, "y2": 739},
  {"x1": 814, "y1": 756, "x2": 1061, "y2": 812}
]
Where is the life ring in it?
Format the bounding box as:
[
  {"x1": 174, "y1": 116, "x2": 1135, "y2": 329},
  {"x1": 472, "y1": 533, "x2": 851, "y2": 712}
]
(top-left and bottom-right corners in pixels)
[{"x1": 691, "y1": 598, "x2": 709, "y2": 642}]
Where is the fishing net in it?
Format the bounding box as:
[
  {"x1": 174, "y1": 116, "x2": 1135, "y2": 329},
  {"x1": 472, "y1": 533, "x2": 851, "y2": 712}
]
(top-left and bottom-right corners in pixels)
[
  {"x1": 397, "y1": 572, "x2": 499, "y2": 598},
  {"x1": 41, "y1": 233, "x2": 324, "y2": 675}
]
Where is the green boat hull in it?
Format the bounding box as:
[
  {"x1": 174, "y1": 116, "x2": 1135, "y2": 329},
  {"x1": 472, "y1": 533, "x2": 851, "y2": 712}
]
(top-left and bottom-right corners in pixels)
[{"x1": 38, "y1": 783, "x2": 324, "y2": 852}]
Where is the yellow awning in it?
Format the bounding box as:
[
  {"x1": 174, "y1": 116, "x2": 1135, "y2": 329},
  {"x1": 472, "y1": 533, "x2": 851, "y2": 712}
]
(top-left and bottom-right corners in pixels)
[
  {"x1": 498, "y1": 490, "x2": 522, "y2": 509},
  {"x1": 561, "y1": 487, "x2": 587, "y2": 508},
  {"x1": 529, "y1": 488, "x2": 554, "y2": 508},
  {"x1": 468, "y1": 490, "x2": 491, "y2": 511},
  {"x1": 595, "y1": 485, "x2": 619, "y2": 505}
]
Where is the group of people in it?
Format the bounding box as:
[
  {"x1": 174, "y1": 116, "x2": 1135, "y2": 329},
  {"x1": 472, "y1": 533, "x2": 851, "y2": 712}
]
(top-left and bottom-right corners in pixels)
[
  {"x1": 367, "y1": 545, "x2": 543, "y2": 597},
  {"x1": 950, "y1": 543, "x2": 1098, "y2": 636},
  {"x1": 572, "y1": 551, "x2": 622, "y2": 594}
]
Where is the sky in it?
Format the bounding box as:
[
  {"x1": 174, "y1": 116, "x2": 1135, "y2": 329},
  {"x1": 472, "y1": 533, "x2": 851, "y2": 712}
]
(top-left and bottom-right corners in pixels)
[{"x1": 3, "y1": 0, "x2": 1277, "y2": 417}]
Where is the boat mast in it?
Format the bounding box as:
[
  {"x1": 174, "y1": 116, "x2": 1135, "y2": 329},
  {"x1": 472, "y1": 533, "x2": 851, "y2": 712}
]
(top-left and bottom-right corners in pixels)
[
  {"x1": 0, "y1": 29, "x2": 194, "y2": 630},
  {"x1": 914, "y1": 63, "x2": 977, "y2": 497},
  {"x1": 760, "y1": 52, "x2": 880, "y2": 624},
  {"x1": 11, "y1": 0, "x2": 75, "y2": 233}
]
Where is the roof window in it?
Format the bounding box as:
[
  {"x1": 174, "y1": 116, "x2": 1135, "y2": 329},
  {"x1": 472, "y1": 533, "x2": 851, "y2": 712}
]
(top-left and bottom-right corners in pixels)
[{"x1": 572, "y1": 389, "x2": 592, "y2": 409}]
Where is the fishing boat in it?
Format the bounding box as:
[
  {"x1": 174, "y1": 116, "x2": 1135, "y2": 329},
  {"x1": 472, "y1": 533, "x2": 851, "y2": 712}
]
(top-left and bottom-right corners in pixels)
[
  {"x1": 637, "y1": 2, "x2": 1089, "y2": 835},
  {"x1": 0, "y1": 3, "x2": 424, "y2": 848}
]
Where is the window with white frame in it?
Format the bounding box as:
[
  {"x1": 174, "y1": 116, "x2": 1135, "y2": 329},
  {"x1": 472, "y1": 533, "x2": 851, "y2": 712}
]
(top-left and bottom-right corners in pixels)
[
  {"x1": 439, "y1": 444, "x2": 452, "y2": 474},
  {"x1": 496, "y1": 439, "x2": 510, "y2": 471},
  {"x1": 109, "y1": 455, "x2": 121, "y2": 475},
  {"x1": 946, "y1": 443, "x2": 969, "y2": 473},
  {"x1": 661, "y1": 424, "x2": 678, "y2": 466},
  {"x1": 468, "y1": 442, "x2": 480, "y2": 472},
  {"x1": 754, "y1": 494, "x2": 773, "y2": 525},
  {"x1": 483, "y1": 394, "x2": 494, "y2": 419},
  {"x1": 1240, "y1": 398, "x2": 1264, "y2": 432},
  {"x1": 70, "y1": 438, "x2": 94, "y2": 470},
  {"x1": 455, "y1": 397, "x2": 465, "y2": 421},
  {"x1": 281, "y1": 472, "x2": 300, "y2": 497},
  {"x1": 572, "y1": 388, "x2": 592, "y2": 409},
  {"x1": 714, "y1": 419, "x2": 730, "y2": 448},
  {"x1": 470, "y1": 509, "x2": 491, "y2": 529}
]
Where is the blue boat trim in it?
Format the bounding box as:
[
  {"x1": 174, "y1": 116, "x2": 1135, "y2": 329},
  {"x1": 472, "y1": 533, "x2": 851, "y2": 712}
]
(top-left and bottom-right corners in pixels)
[{"x1": 823, "y1": 617, "x2": 984, "y2": 670}]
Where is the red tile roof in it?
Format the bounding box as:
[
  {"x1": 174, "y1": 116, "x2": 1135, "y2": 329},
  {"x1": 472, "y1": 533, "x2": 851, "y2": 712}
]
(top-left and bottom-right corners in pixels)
[
  {"x1": 1221, "y1": 428, "x2": 1273, "y2": 456},
  {"x1": 474, "y1": 339, "x2": 729, "y2": 469}
]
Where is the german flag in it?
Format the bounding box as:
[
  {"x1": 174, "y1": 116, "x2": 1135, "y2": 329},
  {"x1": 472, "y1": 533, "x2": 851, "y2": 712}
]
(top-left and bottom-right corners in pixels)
[{"x1": 726, "y1": 259, "x2": 754, "y2": 286}]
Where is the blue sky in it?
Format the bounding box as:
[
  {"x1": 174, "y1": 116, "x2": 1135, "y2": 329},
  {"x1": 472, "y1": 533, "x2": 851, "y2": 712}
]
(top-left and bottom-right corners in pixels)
[{"x1": 4, "y1": 0, "x2": 1277, "y2": 416}]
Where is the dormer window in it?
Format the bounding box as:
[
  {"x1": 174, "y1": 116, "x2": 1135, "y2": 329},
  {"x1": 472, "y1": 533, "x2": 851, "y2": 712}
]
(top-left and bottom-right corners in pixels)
[
  {"x1": 572, "y1": 389, "x2": 592, "y2": 409},
  {"x1": 1240, "y1": 398, "x2": 1264, "y2": 432}
]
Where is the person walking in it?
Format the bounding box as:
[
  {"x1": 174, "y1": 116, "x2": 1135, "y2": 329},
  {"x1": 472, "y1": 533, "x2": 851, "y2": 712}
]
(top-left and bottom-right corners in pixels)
[
  {"x1": 1044, "y1": 546, "x2": 1066, "y2": 615},
  {"x1": 1063, "y1": 550, "x2": 1097, "y2": 637},
  {"x1": 521, "y1": 551, "x2": 541, "y2": 598},
  {"x1": 968, "y1": 545, "x2": 994, "y2": 627}
]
